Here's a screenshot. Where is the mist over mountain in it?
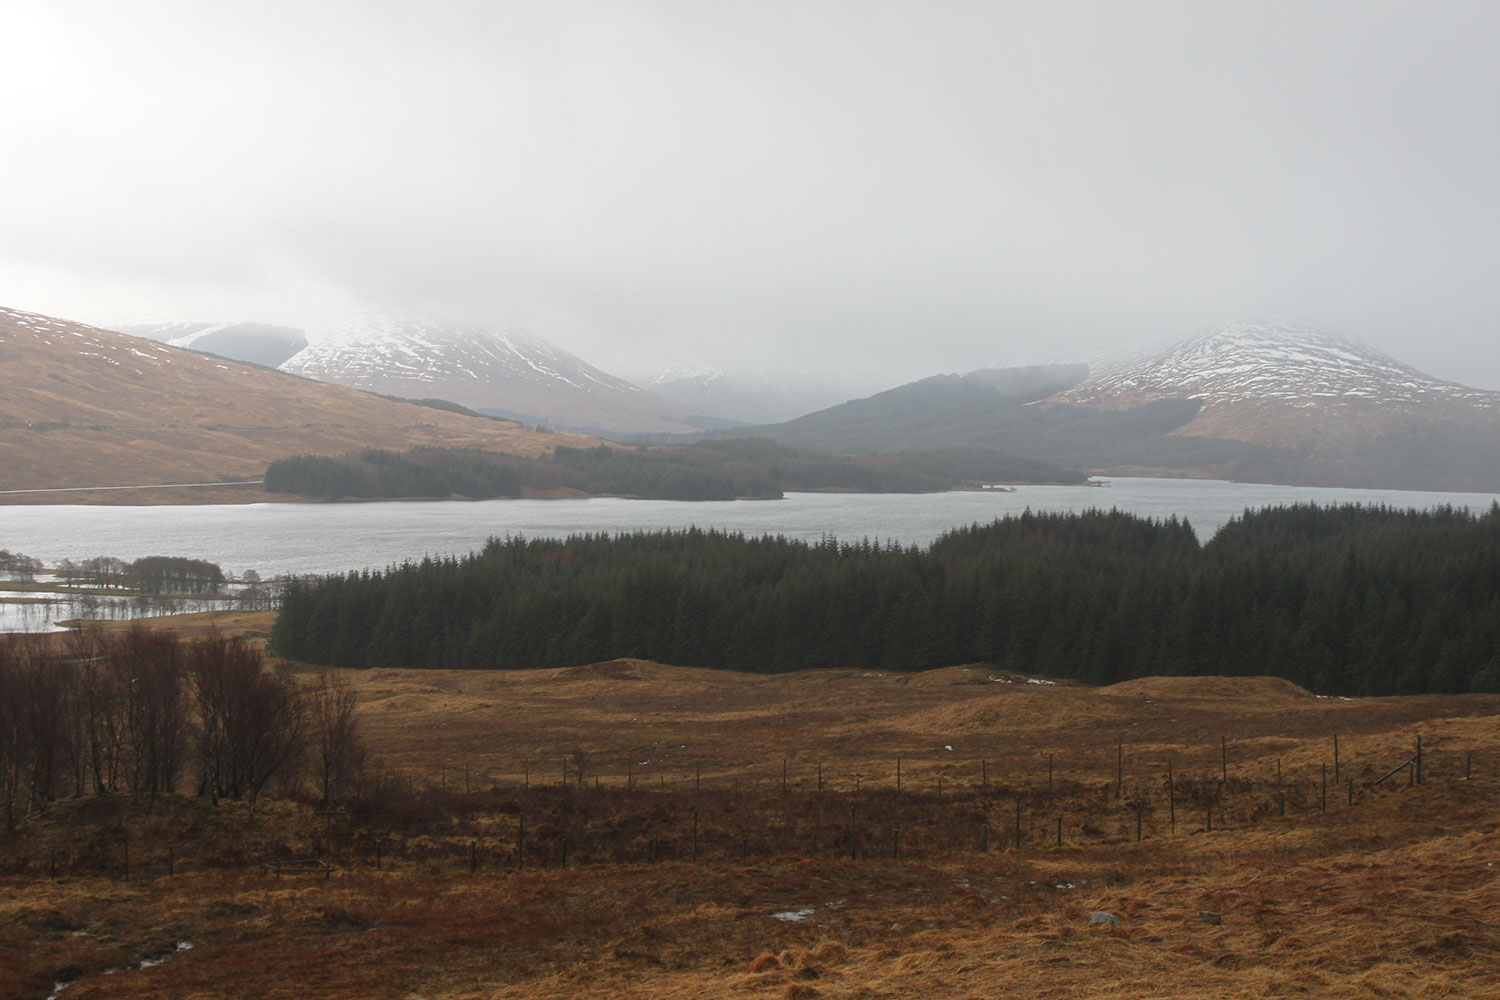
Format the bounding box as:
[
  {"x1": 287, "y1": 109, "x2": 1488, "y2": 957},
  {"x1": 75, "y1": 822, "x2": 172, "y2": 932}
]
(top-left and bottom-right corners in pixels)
[
  {"x1": 621, "y1": 362, "x2": 889, "y2": 425},
  {"x1": 0, "y1": 306, "x2": 589, "y2": 496},
  {"x1": 121, "y1": 322, "x2": 308, "y2": 369},
  {"x1": 699, "y1": 322, "x2": 1500, "y2": 492}
]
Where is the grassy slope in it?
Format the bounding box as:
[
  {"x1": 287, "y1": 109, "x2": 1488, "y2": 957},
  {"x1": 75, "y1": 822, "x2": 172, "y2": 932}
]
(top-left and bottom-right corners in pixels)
[
  {"x1": 3, "y1": 614, "x2": 1498, "y2": 999},
  {"x1": 0, "y1": 308, "x2": 594, "y2": 500}
]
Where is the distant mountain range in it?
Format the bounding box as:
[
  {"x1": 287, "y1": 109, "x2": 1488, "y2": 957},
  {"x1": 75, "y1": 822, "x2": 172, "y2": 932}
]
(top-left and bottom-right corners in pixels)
[
  {"x1": 0, "y1": 307, "x2": 590, "y2": 497},
  {"x1": 18, "y1": 306, "x2": 1499, "y2": 495},
  {"x1": 706, "y1": 321, "x2": 1500, "y2": 492},
  {"x1": 124, "y1": 318, "x2": 719, "y2": 436}
]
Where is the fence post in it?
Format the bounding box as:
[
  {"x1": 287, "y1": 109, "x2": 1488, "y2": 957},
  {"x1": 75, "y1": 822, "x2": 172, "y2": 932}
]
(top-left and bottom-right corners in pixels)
[
  {"x1": 896, "y1": 755, "x2": 902, "y2": 793},
  {"x1": 1467, "y1": 751, "x2": 1472, "y2": 780},
  {"x1": 782, "y1": 758, "x2": 787, "y2": 795},
  {"x1": 1221, "y1": 736, "x2": 1227, "y2": 783},
  {"x1": 849, "y1": 806, "x2": 857, "y2": 859},
  {"x1": 692, "y1": 809, "x2": 699, "y2": 861},
  {"x1": 980, "y1": 823, "x2": 988, "y2": 853},
  {"x1": 1015, "y1": 798, "x2": 1022, "y2": 849},
  {"x1": 982, "y1": 759, "x2": 988, "y2": 789},
  {"x1": 892, "y1": 828, "x2": 899, "y2": 859},
  {"x1": 468, "y1": 840, "x2": 476, "y2": 874},
  {"x1": 1168, "y1": 759, "x2": 1176, "y2": 834},
  {"x1": 1347, "y1": 777, "x2": 1354, "y2": 807}
]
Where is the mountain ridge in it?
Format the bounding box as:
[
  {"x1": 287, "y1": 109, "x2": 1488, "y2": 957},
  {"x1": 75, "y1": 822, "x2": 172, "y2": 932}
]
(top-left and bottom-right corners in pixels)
[{"x1": 0, "y1": 306, "x2": 593, "y2": 499}]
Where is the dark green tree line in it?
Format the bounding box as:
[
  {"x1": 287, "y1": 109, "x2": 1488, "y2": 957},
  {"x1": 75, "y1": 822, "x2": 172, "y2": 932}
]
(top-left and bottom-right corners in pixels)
[{"x1": 270, "y1": 503, "x2": 1500, "y2": 695}]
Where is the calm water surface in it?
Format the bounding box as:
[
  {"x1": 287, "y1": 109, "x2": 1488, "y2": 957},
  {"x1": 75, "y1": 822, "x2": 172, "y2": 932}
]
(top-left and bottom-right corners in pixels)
[{"x1": 2, "y1": 477, "x2": 1497, "y2": 579}]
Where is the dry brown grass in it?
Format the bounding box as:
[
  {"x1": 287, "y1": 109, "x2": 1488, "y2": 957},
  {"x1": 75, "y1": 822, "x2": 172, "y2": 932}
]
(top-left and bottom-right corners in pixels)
[
  {"x1": 0, "y1": 308, "x2": 594, "y2": 499},
  {"x1": 4, "y1": 641, "x2": 1498, "y2": 999}
]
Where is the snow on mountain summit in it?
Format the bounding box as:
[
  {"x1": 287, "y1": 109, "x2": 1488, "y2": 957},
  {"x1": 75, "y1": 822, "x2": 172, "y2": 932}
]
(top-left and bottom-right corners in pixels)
[
  {"x1": 276, "y1": 317, "x2": 715, "y2": 434},
  {"x1": 1060, "y1": 319, "x2": 1497, "y2": 413},
  {"x1": 282, "y1": 317, "x2": 641, "y2": 397}
]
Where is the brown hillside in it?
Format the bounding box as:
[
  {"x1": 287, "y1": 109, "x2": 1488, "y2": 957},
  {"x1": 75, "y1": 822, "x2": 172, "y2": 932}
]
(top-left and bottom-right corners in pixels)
[
  {"x1": 0, "y1": 306, "x2": 595, "y2": 500},
  {"x1": 6, "y1": 618, "x2": 1500, "y2": 1000}
]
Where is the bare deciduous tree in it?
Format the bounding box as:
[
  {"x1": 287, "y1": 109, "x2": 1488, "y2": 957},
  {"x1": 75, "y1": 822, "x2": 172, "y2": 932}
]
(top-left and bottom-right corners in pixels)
[{"x1": 308, "y1": 672, "x2": 365, "y2": 806}]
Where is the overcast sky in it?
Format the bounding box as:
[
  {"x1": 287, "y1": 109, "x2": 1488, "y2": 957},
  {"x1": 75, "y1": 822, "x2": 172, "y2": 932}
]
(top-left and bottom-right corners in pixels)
[{"x1": 3, "y1": 0, "x2": 1499, "y2": 387}]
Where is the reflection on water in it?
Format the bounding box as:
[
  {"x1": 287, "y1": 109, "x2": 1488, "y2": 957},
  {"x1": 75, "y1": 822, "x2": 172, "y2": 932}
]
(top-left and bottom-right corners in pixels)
[{"x1": 0, "y1": 587, "x2": 271, "y2": 634}]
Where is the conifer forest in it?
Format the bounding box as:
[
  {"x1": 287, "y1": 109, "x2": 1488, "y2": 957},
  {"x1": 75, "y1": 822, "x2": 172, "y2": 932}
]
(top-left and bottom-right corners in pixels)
[{"x1": 271, "y1": 503, "x2": 1500, "y2": 695}]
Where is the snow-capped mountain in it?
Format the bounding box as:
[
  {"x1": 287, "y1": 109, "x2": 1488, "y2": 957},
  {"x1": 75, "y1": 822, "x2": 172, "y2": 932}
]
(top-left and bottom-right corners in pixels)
[
  {"x1": 1056, "y1": 320, "x2": 1497, "y2": 418},
  {"x1": 0, "y1": 306, "x2": 585, "y2": 493},
  {"x1": 123, "y1": 317, "x2": 730, "y2": 435},
  {"x1": 275, "y1": 318, "x2": 724, "y2": 435},
  {"x1": 622, "y1": 361, "x2": 890, "y2": 425},
  {"x1": 1047, "y1": 319, "x2": 1500, "y2": 490}
]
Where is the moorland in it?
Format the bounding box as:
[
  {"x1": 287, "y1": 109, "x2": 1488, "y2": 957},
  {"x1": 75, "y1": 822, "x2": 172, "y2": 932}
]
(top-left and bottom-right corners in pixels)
[{"x1": 2, "y1": 609, "x2": 1497, "y2": 1000}]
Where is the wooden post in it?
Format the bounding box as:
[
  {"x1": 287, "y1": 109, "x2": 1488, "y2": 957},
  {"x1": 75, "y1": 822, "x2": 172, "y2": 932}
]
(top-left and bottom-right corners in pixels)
[
  {"x1": 1276, "y1": 757, "x2": 1282, "y2": 788},
  {"x1": 980, "y1": 823, "x2": 989, "y2": 853},
  {"x1": 1347, "y1": 777, "x2": 1354, "y2": 807},
  {"x1": 1467, "y1": 751, "x2": 1473, "y2": 780},
  {"x1": 692, "y1": 809, "x2": 699, "y2": 861},
  {"x1": 1056, "y1": 814, "x2": 1062, "y2": 847},
  {"x1": 982, "y1": 759, "x2": 988, "y2": 789},
  {"x1": 561, "y1": 757, "x2": 567, "y2": 787},
  {"x1": 742, "y1": 838, "x2": 749, "y2": 859},
  {"x1": 937, "y1": 776, "x2": 943, "y2": 797},
  {"x1": 892, "y1": 828, "x2": 899, "y2": 859},
  {"x1": 1014, "y1": 797, "x2": 1022, "y2": 849},
  {"x1": 1168, "y1": 759, "x2": 1176, "y2": 834},
  {"x1": 469, "y1": 840, "x2": 476, "y2": 874},
  {"x1": 1279, "y1": 790, "x2": 1285, "y2": 817},
  {"x1": 782, "y1": 758, "x2": 787, "y2": 795},
  {"x1": 1136, "y1": 806, "x2": 1143, "y2": 842},
  {"x1": 896, "y1": 755, "x2": 902, "y2": 793},
  {"x1": 849, "y1": 806, "x2": 858, "y2": 860},
  {"x1": 695, "y1": 763, "x2": 701, "y2": 793},
  {"x1": 628, "y1": 764, "x2": 633, "y2": 791},
  {"x1": 523, "y1": 763, "x2": 529, "y2": 790},
  {"x1": 1205, "y1": 804, "x2": 1211, "y2": 833}
]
